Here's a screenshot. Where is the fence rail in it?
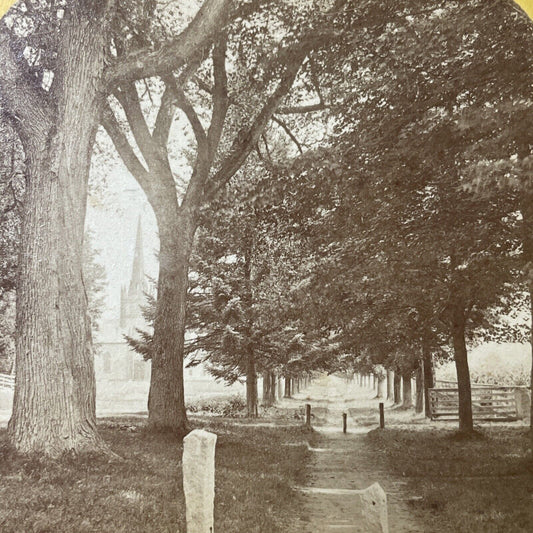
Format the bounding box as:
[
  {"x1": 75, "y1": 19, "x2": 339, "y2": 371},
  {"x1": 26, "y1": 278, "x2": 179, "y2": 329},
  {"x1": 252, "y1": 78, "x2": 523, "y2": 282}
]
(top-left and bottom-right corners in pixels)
[
  {"x1": 429, "y1": 387, "x2": 520, "y2": 421},
  {"x1": 0, "y1": 373, "x2": 14, "y2": 389}
]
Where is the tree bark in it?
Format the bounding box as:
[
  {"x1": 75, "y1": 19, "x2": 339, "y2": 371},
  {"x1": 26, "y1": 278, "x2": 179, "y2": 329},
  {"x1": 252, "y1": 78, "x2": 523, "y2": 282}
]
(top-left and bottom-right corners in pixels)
[
  {"x1": 402, "y1": 374, "x2": 413, "y2": 408},
  {"x1": 7, "y1": 10, "x2": 110, "y2": 455},
  {"x1": 262, "y1": 372, "x2": 272, "y2": 405},
  {"x1": 452, "y1": 301, "x2": 473, "y2": 433},
  {"x1": 284, "y1": 376, "x2": 291, "y2": 398},
  {"x1": 269, "y1": 373, "x2": 277, "y2": 404},
  {"x1": 393, "y1": 372, "x2": 402, "y2": 404},
  {"x1": 246, "y1": 350, "x2": 258, "y2": 418},
  {"x1": 422, "y1": 339, "x2": 435, "y2": 418},
  {"x1": 376, "y1": 375, "x2": 386, "y2": 399},
  {"x1": 519, "y1": 195, "x2": 533, "y2": 455},
  {"x1": 387, "y1": 370, "x2": 394, "y2": 401},
  {"x1": 415, "y1": 363, "x2": 424, "y2": 413},
  {"x1": 147, "y1": 214, "x2": 191, "y2": 432}
]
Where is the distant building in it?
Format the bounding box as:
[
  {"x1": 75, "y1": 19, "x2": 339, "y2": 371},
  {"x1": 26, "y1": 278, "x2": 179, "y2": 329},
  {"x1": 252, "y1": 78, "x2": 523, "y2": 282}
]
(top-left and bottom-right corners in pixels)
[
  {"x1": 94, "y1": 218, "x2": 242, "y2": 397},
  {"x1": 94, "y1": 217, "x2": 151, "y2": 382}
]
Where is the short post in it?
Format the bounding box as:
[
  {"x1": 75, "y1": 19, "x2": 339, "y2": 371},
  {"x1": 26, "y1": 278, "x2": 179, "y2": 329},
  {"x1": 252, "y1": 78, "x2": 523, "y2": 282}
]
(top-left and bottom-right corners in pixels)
[
  {"x1": 379, "y1": 402, "x2": 385, "y2": 429},
  {"x1": 305, "y1": 404, "x2": 311, "y2": 427},
  {"x1": 183, "y1": 429, "x2": 217, "y2": 533},
  {"x1": 342, "y1": 412, "x2": 347, "y2": 434}
]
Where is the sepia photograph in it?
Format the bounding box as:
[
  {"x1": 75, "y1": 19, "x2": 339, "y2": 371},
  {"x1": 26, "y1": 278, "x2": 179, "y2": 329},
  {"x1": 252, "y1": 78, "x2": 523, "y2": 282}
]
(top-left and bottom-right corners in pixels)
[{"x1": 0, "y1": 0, "x2": 533, "y2": 531}]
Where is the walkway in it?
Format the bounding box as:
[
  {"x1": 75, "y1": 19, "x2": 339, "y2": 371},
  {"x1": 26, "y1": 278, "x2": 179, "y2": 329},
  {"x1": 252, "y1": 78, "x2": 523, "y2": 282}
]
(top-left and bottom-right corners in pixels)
[{"x1": 284, "y1": 375, "x2": 425, "y2": 533}]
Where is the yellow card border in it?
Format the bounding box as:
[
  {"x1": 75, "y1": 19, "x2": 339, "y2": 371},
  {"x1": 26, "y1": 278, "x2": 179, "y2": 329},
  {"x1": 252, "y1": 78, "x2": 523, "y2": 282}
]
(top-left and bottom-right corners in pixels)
[{"x1": 0, "y1": 0, "x2": 18, "y2": 19}]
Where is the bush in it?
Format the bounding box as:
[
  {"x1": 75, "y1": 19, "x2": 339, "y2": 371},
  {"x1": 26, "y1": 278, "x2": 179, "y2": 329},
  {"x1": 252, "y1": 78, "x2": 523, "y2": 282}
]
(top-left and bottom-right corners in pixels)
[{"x1": 186, "y1": 394, "x2": 246, "y2": 417}]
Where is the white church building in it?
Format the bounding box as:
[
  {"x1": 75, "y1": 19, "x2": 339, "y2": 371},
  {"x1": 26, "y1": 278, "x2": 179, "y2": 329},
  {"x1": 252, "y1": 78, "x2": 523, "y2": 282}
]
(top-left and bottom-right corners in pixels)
[{"x1": 93, "y1": 218, "x2": 243, "y2": 402}]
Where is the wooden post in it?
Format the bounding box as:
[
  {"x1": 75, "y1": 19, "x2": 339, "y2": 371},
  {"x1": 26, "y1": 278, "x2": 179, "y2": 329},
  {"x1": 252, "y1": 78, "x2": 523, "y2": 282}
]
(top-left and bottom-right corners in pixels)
[
  {"x1": 343, "y1": 413, "x2": 347, "y2": 434},
  {"x1": 379, "y1": 402, "x2": 385, "y2": 429},
  {"x1": 306, "y1": 404, "x2": 311, "y2": 427}
]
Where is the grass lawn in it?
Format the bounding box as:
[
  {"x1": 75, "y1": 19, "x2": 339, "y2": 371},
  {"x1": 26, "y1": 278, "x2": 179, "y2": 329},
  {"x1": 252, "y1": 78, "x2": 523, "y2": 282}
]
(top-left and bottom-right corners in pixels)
[
  {"x1": 366, "y1": 426, "x2": 533, "y2": 532},
  {"x1": 0, "y1": 418, "x2": 310, "y2": 532}
]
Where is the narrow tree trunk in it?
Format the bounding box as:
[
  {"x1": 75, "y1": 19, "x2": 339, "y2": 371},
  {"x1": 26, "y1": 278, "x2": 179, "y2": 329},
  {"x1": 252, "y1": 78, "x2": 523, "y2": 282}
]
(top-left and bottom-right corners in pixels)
[
  {"x1": 519, "y1": 196, "x2": 533, "y2": 456},
  {"x1": 269, "y1": 373, "x2": 276, "y2": 404},
  {"x1": 402, "y1": 374, "x2": 412, "y2": 408},
  {"x1": 387, "y1": 370, "x2": 394, "y2": 401},
  {"x1": 246, "y1": 350, "x2": 257, "y2": 418},
  {"x1": 377, "y1": 376, "x2": 386, "y2": 399},
  {"x1": 262, "y1": 371, "x2": 271, "y2": 406},
  {"x1": 415, "y1": 363, "x2": 424, "y2": 413},
  {"x1": 452, "y1": 301, "x2": 473, "y2": 433},
  {"x1": 422, "y1": 339, "x2": 435, "y2": 418},
  {"x1": 284, "y1": 376, "x2": 291, "y2": 398},
  {"x1": 8, "y1": 12, "x2": 109, "y2": 455},
  {"x1": 393, "y1": 372, "x2": 402, "y2": 404}
]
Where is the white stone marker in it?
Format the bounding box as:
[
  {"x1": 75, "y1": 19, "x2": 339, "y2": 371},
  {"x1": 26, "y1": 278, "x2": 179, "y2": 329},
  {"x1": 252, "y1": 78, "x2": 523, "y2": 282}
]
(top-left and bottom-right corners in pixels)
[
  {"x1": 360, "y1": 482, "x2": 389, "y2": 533},
  {"x1": 183, "y1": 429, "x2": 217, "y2": 533}
]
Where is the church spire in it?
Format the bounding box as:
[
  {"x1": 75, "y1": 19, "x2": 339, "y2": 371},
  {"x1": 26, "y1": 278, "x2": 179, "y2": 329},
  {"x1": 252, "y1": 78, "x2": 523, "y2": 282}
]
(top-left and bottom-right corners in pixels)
[{"x1": 129, "y1": 216, "x2": 144, "y2": 296}]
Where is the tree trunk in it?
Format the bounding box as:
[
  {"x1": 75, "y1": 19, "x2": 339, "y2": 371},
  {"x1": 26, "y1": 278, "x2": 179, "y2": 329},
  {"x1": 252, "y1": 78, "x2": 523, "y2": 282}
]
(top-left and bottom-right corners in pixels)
[
  {"x1": 452, "y1": 301, "x2": 473, "y2": 433},
  {"x1": 519, "y1": 195, "x2": 533, "y2": 455},
  {"x1": 377, "y1": 375, "x2": 386, "y2": 399},
  {"x1": 402, "y1": 374, "x2": 412, "y2": 408},
  {"x1": 8, "y1": 12, "x2": 109, "y2": 456},
  {"x1": 148, "y1": 217, "x2": 191, "y2": 433},
  {"x1": 422, "y1": 339, "x2": 435, "y2": 418},
  {"x1": 284, "y1": 376, "x2": 291, "y2": 398},
  {"x1": 387, "y1": 370, "x2": 394, "y2": 401},
  {"x1": 393, "y1": 372, "x2": 402, "y2": 404},
  {"x1": 269, "y1": 373, "x2": 277, "y2": 404},
  {"x1": 415, "y1": 363, "x2": 424, "y2": 413},
  {"x1": 246, "y1": 350, "x2": 257, "y2": 418},
  {"x1": 262, "y1": 371, "x2": 271, "y2": 406}
]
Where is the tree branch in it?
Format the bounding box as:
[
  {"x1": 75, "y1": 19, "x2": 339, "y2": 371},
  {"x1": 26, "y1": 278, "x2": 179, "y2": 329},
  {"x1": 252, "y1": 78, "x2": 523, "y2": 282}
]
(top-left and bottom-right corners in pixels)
[
  {"x1": 151, "y1": 85, "x2": 177, "y2": 148},
  {"x1": 104, "y1": 0, "x2": 229, "y2": 87},
  {"x1": 203, "y1": 44, "x2": 310, "y2": 201},
  {"x1": 207, "y1": 36, "x2": 228, "y2": 162},
  {"x1": 100, "y1": 103, "x2": 155, "y2": 198},
  {"x1": 272, "y1": 115, "x2": 303, "y2": 154},
  {"x1": 113, "y1": 83, "x2": 158, "y2": 168},
  {"x1": 276, "y1": 102, "x2": 326, "y2": 115}
]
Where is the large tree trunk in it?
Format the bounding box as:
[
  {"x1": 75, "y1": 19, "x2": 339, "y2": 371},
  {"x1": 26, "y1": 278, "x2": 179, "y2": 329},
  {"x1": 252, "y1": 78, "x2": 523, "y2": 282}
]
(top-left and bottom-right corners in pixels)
[
  {"x1": 8, "y1": 11, "x2": 109, "y2": 455},
  {"x1": 402, "y1": 374, "x2": 412, "y2": 408},
  {"x1": 452, "y1": 301, "x2": 473, "y2": 433},
  {"x1": 422, "y1": 339, "x2": 435, "y2": 418},
  {"x1": 148, "y1": 215, "x2": 191, "y2": 433},
  {"x1": 393, "y1": 372, "x2": 402, "y2": 404}
]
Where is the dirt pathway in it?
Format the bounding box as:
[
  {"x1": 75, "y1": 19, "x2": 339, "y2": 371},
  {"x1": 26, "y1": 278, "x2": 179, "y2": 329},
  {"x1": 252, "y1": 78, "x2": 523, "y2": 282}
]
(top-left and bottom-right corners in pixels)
[{"x1": 283, "y1": 375, "x2": 426, "y2": 533}]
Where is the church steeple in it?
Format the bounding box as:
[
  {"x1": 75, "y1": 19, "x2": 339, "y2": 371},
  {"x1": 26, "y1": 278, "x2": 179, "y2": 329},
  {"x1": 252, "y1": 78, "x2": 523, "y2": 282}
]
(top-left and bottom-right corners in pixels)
[{"x1": 129, "y1": 216, "x2": 144, "y2": 296}]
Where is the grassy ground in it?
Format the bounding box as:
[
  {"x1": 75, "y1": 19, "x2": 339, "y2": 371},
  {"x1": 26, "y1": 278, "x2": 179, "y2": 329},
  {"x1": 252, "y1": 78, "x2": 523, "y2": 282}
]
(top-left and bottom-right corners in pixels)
[
  {"x1": 0, "y1": 418, "x2": 310, "y2": 533},
  {"x1": 365, "y1": 426, "x2": 533, "y2": 532}
]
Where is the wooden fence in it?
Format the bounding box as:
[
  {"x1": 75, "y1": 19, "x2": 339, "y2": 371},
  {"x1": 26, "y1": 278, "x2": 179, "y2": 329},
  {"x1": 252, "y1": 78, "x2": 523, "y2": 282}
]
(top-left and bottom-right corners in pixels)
[
  {"x1": 0, "y1": 373, "x2": 14, "y2": 390},
  {"x1": 429, "y1": 387, "x2": 521, "y2": 421}
]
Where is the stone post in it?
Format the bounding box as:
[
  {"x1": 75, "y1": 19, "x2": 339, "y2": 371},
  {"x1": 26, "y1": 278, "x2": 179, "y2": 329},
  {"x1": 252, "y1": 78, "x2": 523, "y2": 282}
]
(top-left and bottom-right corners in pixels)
[
  {"x1": 183, "y1": 429, "x2": 217, "y2": 533},
  {"x1": 360, "y1": 483, "x2": 389, "y2": 533}
]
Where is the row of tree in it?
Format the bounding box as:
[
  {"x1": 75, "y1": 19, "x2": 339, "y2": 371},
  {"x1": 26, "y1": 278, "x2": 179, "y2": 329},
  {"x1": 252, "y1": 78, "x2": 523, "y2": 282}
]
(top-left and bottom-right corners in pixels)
[{"x1": 0, "y1": 0, "x2": 532, "y2": 455}]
